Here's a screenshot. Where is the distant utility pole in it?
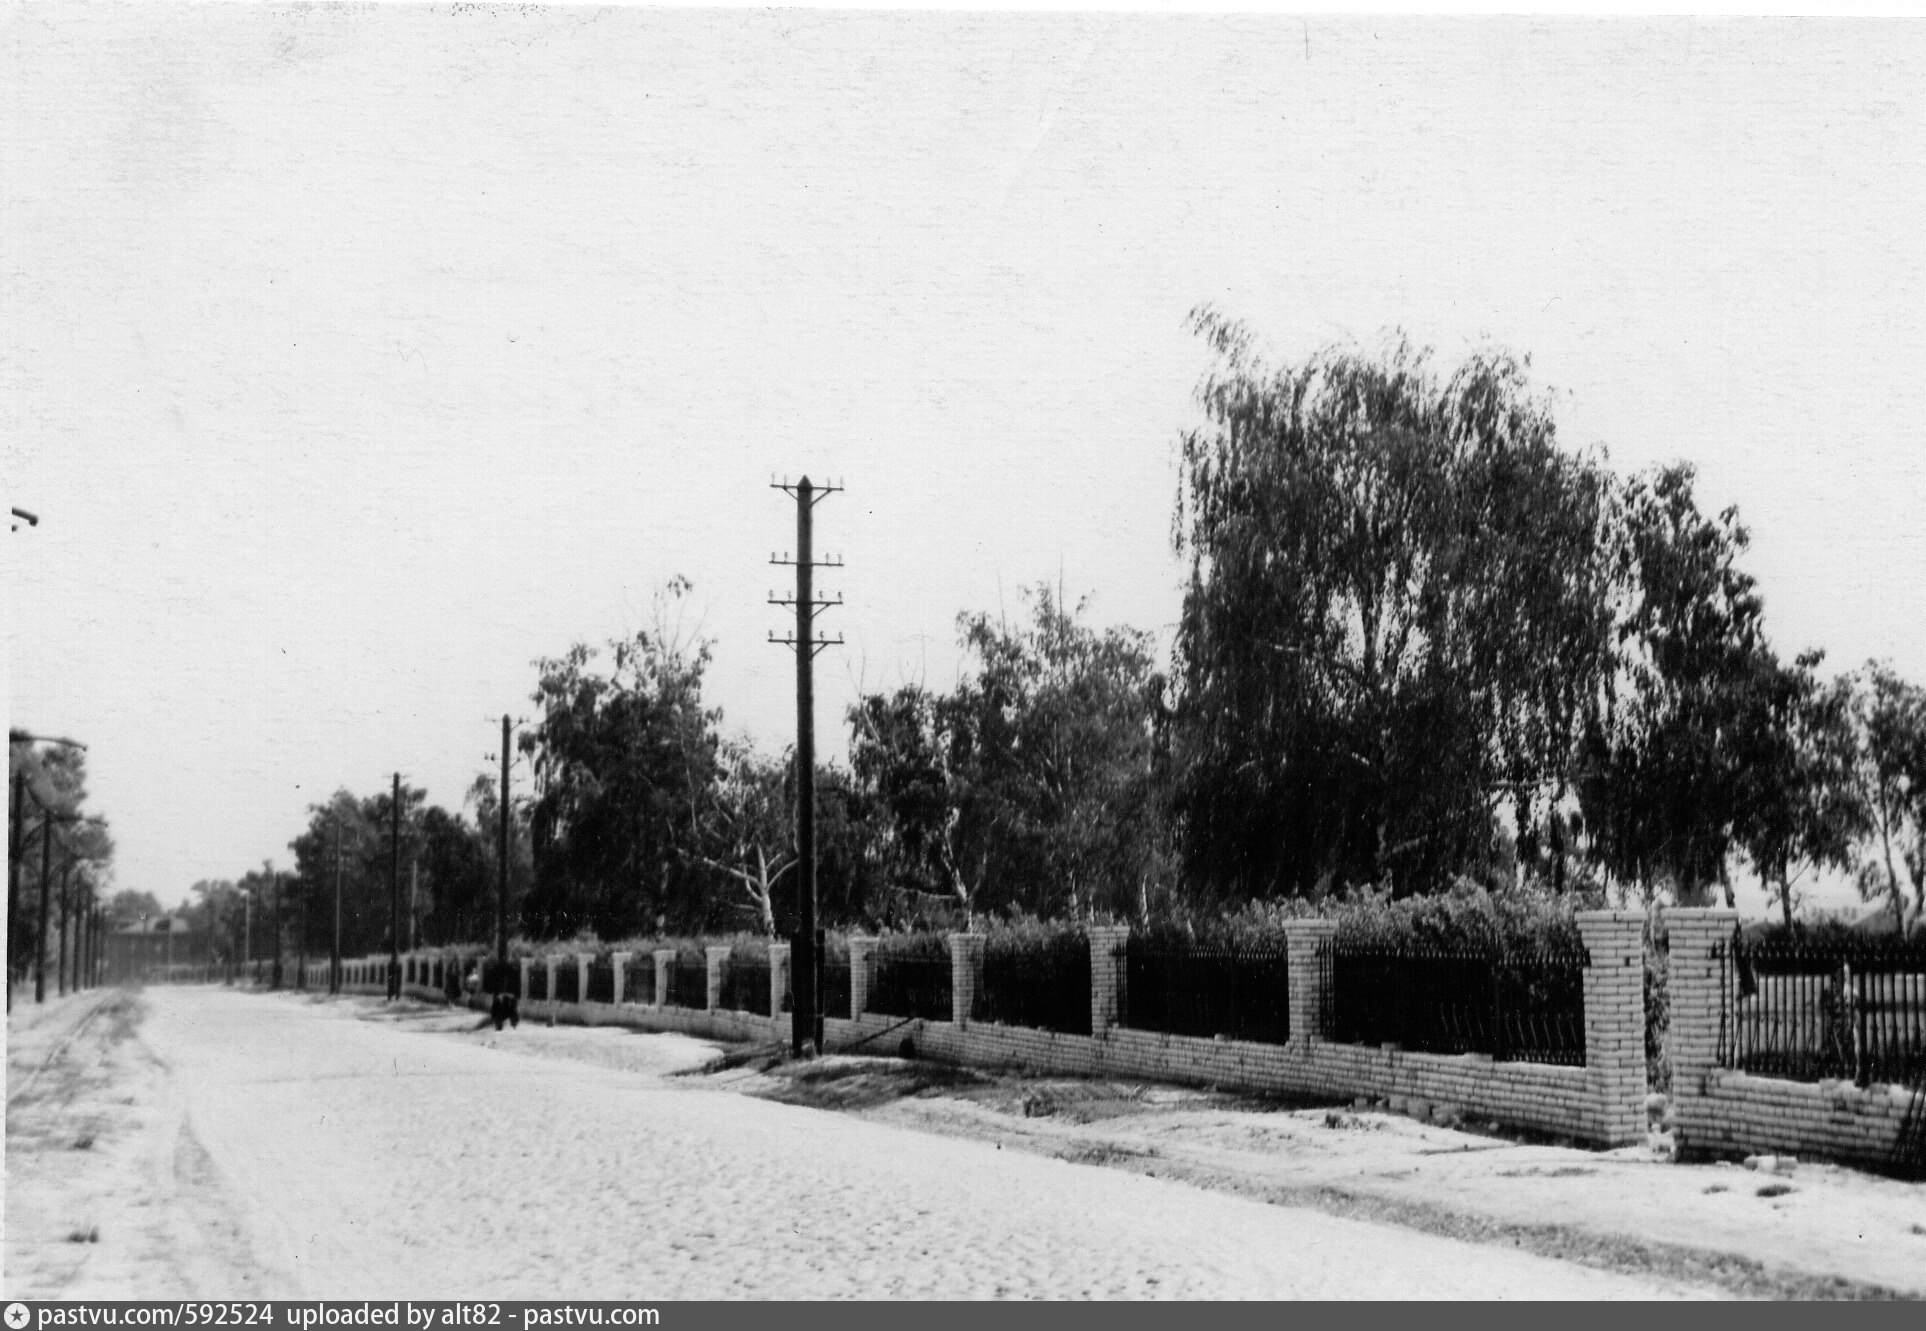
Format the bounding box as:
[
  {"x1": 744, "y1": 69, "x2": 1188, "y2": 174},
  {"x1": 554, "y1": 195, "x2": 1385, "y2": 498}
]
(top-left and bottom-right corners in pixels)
[
  {"x1": 770, "y1": 475, "x2": 843, "y2": 1057},
  {"x1": 36, "y1": 800, "x2": 53, "y2": 1003},
  {"x1": 57, "y1": 858, "x2": 71, "y2": 996},
  {"x1": 270, "y1": 870, "x2": 283, "y2": 990},
  {"x1": 8, "y1": 769, "x2": 24, "y2": 1012},
  {"x1": 330, "y1": 812, "x2": 343, "y2": 994},
  {"x1": 498, "y1": 715, "x2": 512, "y2": 971},
  {"x1": 388, "y1": 772, "x2": 401, "y2": 1000}
]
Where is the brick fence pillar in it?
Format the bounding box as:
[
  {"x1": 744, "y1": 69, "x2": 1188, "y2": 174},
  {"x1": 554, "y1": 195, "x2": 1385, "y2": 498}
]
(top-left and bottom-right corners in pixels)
[
  {"x1": 848, "y1": 938, "x2": 874, "y2": 1017},
  {"x1": 576, "y1": 952, "x2": 593, "y2": 1004},
  {"x1": 768, "y1": 943, "x2": 791, "y2": 1019},
  {"x1": 1663, "y1": 907, "x2": 1738, "y2": 1161},
  {"x1": 611, "y1": 951, "x2": 631, "y2": 1005},
  {"x1": 517, "y1": 956, "x2": 530, "y2": 1000},
  {"x1": 1577, "y1": 910, "x2": 1648, "y2": 1146},
  {"x1": 545, "y1": 955, "x2": 559, "y2": 1004},
  {"x1": 706, "y1": 946, "x2": 731, "y2": 1011},
  {"x1": 653, "y1": 950, "x2": 676, "y2": 1007},
  {"x1": 949, "y1": 934, "x2": 983, "y2": 1026},
  {"x1": 1088, "y1": 925, "x2": 1129, "y2": 1036},
  {"x1": 1281, "y1": 919, "x2": 1336, "y2": 1045}
]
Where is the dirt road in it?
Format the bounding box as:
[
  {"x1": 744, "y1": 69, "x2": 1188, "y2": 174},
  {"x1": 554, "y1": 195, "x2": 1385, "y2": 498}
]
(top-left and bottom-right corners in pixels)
[{"x1": 6, "y1": 984, "x2": 1726, "y2": 1299}]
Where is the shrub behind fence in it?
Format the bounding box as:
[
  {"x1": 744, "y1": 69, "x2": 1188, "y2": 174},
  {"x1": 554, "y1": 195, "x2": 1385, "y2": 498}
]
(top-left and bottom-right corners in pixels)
[
  {"x1": 1322, "y1": 943, "x2": 1587, "y2": 1065},
  {"x1": 976, "y1": 932, "x2": 1091, "y2": 1035},
  {"x1": 1123, "y1": 937, "x2": 1290, "y2": 1044},
  {"x1": 1721, "y1": 936, "x2": 1926, "y2": 1087}
]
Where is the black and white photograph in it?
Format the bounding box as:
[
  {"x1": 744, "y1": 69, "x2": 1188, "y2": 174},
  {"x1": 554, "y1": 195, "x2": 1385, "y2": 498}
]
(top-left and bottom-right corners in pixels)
[{"x1": 7, "y1": 0, "x2": 1926, "y2": 1303}]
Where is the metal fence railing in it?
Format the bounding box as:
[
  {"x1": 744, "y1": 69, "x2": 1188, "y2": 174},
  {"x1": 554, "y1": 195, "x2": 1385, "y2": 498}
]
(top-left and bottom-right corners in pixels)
[
  {"x1": 722, "y1": 955, "x2": 772, "y2": 1015},
  {"x1": 526, "y1": 964, "x2": 549, "y2": 1001},
  {"x1": 667, "y1": 957, "x2": 709, "y2": 1010},
  {"x1": 552, "y1": 962, "x2": 580, "y2": 1005},
  {"x1": 1720, "y1": 936, "x2": 1926, "y2": 1087},
  {"x1": 1320, "y1": 942, "x2": 1588, "y2": 1066},
  {"x1": 1123, "y1": 938, "x2": 1289, "y2": 1045},
  {"x1": 585, "y1": 958, "x2": 615, "y2": 1004},
  {"x1": 784, "y1": 956, "x2": 849, "y2": 1018},
  {"x1": 976, "y1": 933, "x2": 1091, "y2": 1035},
  {"x1": 623, "y1": 953, "x2": 655, "y2": 1004},
  {"x1": 867, "y1": 952, "x2": 952, "y2": 1022}
]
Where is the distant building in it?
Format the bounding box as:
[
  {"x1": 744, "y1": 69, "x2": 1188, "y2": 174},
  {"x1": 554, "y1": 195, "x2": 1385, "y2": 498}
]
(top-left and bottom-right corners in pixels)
[{"x1": 103, "y1": 911, "x2": 213, "y2": 981}]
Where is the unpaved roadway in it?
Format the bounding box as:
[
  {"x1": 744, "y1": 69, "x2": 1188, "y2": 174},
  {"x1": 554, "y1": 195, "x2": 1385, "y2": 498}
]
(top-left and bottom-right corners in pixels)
[{"x1": 8, "y1": 985, "x2": 1720, "y2": 1299}]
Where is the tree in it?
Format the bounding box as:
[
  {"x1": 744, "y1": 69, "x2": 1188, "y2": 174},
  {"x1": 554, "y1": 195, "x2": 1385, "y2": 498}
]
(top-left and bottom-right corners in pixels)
[
  {"x1": 1170, "y1": 314, "x2": 1617, "y2": 899},
  {"x1": 694, "y1": 745, "x2": 794, "y2": 935},
  {"x1": 1732, "y1": 651, "x2": 1868, "y2": 926},
  {"x1": 9, "y1": 741, "x2": 114, "y2": 980},
  {"x1": 1576, "y1": 465, "x2": 1776, "y2": 906},
  {"x1": 1853, "y1": 662, "x2": 1926, "y2": 929},
  {"x1": 520, "y1": 579, "x2": 727, "y2": 939},
  {"x1": 850, "y1": 586, "x2": 1164, "y2": 921}
]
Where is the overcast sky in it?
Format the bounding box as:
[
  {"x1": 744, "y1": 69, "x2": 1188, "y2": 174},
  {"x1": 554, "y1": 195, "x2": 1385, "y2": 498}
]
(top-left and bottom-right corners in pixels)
[{"x1": 7, "y1": 8, "x2": 1923, "y2": 915}]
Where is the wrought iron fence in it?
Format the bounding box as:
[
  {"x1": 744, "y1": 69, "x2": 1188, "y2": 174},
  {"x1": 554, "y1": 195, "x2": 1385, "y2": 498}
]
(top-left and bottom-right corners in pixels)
[
  {"x1": 1123, "y1": 937, "x2": 1290, "y2": 1045},
  {"x1": 667, "y1": 956, "x2": 709, "y2": 1010},
  {"x1": 819, "y1": 957, "x2": 849, "y2": 1018},
  {"x1": 784, "y1": 955, "x2": 847, "y2": 1017},
  {"x1": 552, "y1": 961, "x2": 580, "y2": 1004},
  {"x1": 623, "y1": 953, "x2": 655, "y2": 1004},
  {"x1": 868, "y1": 951, "x2": 952, "y2": 1022},
  {"x1": 722, "y1": 954, "x2": 772, "y2": 1015},
  {"x1": 526, "y1": 963, "x2": 548, "y2": 1001},
  {"x1": 976, "y1": 933, "x2": 1092, "y2": 1035},
  {"x1": 1719, "y1": 936, "x2": 1926, "y2": 1087},
  {"x1": 585, "y1": 957, "x2": 615, "y2": 1004},
  {"x1": 1321, "y1": 942, "x2": 1588, "y2": 1066}
]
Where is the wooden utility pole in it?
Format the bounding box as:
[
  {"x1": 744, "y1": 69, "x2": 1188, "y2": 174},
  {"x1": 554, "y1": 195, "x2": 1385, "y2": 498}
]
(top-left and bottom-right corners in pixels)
[
  {"x1": 498, "y1": 715, "x2": 512, "y2": 971},
  {"x1": 331, "y1": 812, "x2": 343, "y2": 994},
  {"x1": 8, "y1": 770, "x2": 23, "y2": 1012},
  {"x1": 770, "y1": 476, "x2": 842, "y2": 1056},
  {"x1": 388, "y1": 773, "x2": 401, "y2": 1000},
  {"x1": 36, "y1": 802, "x2": 52, "y2": 1003},
  {"x1": 56, "y1": 858, "x2": 70, "y2": 996}
]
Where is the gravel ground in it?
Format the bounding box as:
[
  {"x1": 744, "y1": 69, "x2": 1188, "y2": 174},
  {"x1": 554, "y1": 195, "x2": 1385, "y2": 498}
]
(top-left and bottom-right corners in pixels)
[{"x1": 7, "y1": 985, "x2": 1719, "y2": 1298}]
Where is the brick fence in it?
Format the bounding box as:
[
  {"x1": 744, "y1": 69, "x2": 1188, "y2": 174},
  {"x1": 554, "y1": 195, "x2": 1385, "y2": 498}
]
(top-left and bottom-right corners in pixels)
[
  {"x1": 324, "y1": 917, "x2": 1642, "y2": 1146},
  {"x1": 1665, "y1": 908, "x2": 1916, "y2": 1169},
  {"x1": 313, "y1": 914, "x2": 1918, "y2": 1169}
]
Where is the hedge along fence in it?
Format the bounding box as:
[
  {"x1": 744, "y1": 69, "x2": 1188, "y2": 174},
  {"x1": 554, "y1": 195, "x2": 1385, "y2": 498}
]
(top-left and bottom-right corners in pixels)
[
  {"x1": 866, "y1": 934, "x2": 952, "y2": 1021},
  {"x1": 1321, "y1": 942, "x2": 1589, "y2": 1066},
  {"x1": 976, "y1": 929, "x2": 1092, "y2": 1035},
  {"x1": 1123, "y1": 935, "x2": 1288, "y2": 1045}
]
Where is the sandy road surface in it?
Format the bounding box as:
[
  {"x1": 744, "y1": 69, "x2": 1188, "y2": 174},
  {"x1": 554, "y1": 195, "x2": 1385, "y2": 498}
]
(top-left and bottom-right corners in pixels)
[{"x1": 10, "y1": 985, "x2": 1715, "y2": 1299}]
